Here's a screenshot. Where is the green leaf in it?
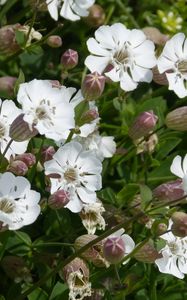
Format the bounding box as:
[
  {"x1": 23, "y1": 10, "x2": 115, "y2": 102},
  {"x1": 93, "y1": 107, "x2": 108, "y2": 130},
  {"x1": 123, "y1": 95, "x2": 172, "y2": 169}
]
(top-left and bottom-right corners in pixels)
[
  {"x1": 49, "y1": 282, "x2": 68, "y2": 300},
  {"x1": 116, "y1": 184, "x2": 139, "y2": 206},
  {"x1": 156, "y1": 137, "x2": 182, "y2": 160},
  {"x1": 98, "y1": 187, "x2": 116, "y2": 204},
  {"x1": 5, "y1": 231, "x2": 32, "y2": 256},
  {"x1": 14, "y1": 69, "x2": 25, "y2": 95},
  {"x1": 140, "y1": 184, "x2": 152, "y2": 209},
  {"x1": 15, "y1": 30, "x2": 25, "y2": 47},
  {"x1": 28, "y1": 288, "x2": 48, "y2": 300}
]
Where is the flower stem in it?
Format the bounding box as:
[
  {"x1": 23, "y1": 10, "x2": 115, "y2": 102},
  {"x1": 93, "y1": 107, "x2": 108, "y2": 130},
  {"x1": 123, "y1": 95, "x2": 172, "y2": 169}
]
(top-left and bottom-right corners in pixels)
[{"x1": 0, "y1": 139, "x2": 13, "y2": 165}]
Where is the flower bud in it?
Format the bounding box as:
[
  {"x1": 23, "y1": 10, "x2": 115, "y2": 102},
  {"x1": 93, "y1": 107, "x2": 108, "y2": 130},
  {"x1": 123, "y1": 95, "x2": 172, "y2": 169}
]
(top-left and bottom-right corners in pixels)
[
  {"x1": 74, "y1": 234, "x2": 110, "y2": 268},
  {"x1": 48, "y1": 189, "x2": 70, "y2": 209},
  {"x1": 61, "y1": 49, "x2": 78, "y2": 69},
  {"x1": 9, "y1": 114, "x2": 38, "y2": 142},
  {"x1": 14, "y1": 153, "x2": 36, "y2": 167},
  {"x1": 41, "y1": 146, "x2": 55, "y2": 164},
  {"x1": 153, "y1": 179, "x2": 184, "y2": 204},
  {"x1": 129, "y1": 111, "x2": 158, "y2": 140},
  {"x1": 154, "y1": 222, "x2": 168, "y2": 236},
  {"x1": 134, "y1": 240, "x2": 161, "y2": 263},
  {"x1": 0, "y1": 24, "x2": 21, "y2": 55},
  {"x1": 103, "y1": 236, "x2": 125, "y2": 264},
  {"x1": 171, "y1": 212, "x2": 187, "y2": 237},
  {"x1": 81, "y1": 72, "x2": 105, "y2": 101},
  {"x1": 47, "y1": 35, "x2": 62, "y2": 48},
  {"x1": 165, "y1": 107, "x2": 187, "y2": 131},
  {"x1": 8, "y1": 160, "x2": 28, "y2": 176},
  {"x1": 81, "y1": 108, "x2": 99, "y2": 124},
  {"x1": 143, "y1": 27, "x2": 169, "y2": 45},
  {"x1": 62, "y1": 258, "x2": 92, "y2": 300},
  {"x1": 85, "y1": 4, "x2": 105, "y2": 27},
  {"x1": 1, "y1": 256, "x2": 32, "y2": 283},
  {"x1": 0, "y1": 76, "x2": 17, "y2": 97},
  {"x1": 152, "y1": 66, "x2": 169, "y2": 86}
]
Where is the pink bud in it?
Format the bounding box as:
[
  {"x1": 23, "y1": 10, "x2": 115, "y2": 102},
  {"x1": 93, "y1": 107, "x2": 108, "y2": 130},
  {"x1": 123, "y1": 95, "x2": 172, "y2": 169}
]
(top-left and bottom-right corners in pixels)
[
  {"x1": 103, "y1": 236, "x2": 125, "y2": 264},
  {"x1": 47, "y1": 35, "x2": 62, "y2": 48},
  {"x1": 0, "y1": 76, "x2": 17, "y2": 96},
  {"x1": 152, "y1": 66, "x2": 170, "y2": 86},
  {"x1": 85, "y1": 4, "x2": 105, "y2": 28},
  {"x1": 14, "y1": 153, "x2": 36, "y2": 167},
  {"x1": 8, "y1": 160, "x2": 28, "y2": 176},
  {"x1": 81, "y1": 108, "x2": 99, "y2": 123},
  {"x1": 48, "y1": 190, "x2": 70, "y2": 209},
  {"x1": 41, "y1": 146, "x2": 55, "y2": 164},
  {"x1": 134, "y1": 241, "x2": 161, "y2": 263},
  {"x1": 143, "y1": 27, "x2": 169, "y2": 45},
  {"x1": 81, "y1": 72, "x2": 105, "y2": 101},
  {"x1": 0, "y1": 24, "x2": 21, "y2": 55},
  {"x1": 9, "y1": 114, "x2": 38, "y2": 142},
  {"x1": 171, "y1": 212, "x2": 187, "y2": 237},
  {"x1": 165, "y1": 106, "x2": 187, "y2": 131},
  {"x1": 61, "y1": 49, "x2": 78, "y2": 69},
  {"x1": 153, "y1": 179, "x2": 184, "y2": 204},
  {"x1": 129, "y1": 111, "x2": 158, "y2": 140}
]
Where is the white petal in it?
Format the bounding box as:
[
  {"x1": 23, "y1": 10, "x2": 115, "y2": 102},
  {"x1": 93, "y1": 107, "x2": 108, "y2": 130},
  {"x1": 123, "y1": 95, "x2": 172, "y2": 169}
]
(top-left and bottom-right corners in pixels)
[
  {"x1": 120, "y1": 72, "x2": 138, "y2": 91},
  {"x1": 77, "y1": 187, "x2": 96, "y2": 203},
  {"x1": 105, "y1": 67, "x2": 120, "y2": 82},
  {"x1": 167, "y1": 73, "x2": 187, "y2": 98},
  {"x1": 65, "y1": 192, "x2": 83, "y2": 212},
  {"x1": 85, "y1": 55, "x2": 110, "y2": 73},
  {"x1": 170, "y1": 155, "x2": 184, "y2": 178},
  {"x1": 87, "y1": 38, "x2": 110, "y2": 56}
]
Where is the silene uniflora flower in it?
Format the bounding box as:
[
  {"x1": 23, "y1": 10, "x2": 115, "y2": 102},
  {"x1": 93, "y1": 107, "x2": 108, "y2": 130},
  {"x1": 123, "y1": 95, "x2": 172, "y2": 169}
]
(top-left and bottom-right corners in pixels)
[
  {"x1": 44, "y1": 141, "x2": 102, "y2": 213},
  {"x1": 46, "y1": 0, "x2": 95, "y2": 21},
  {"x1": 85, "y1": 23, "x2": 156, "y2": 91},
  {"x1": 0, "y1": 99, "x2": 28, "y2": 160},
  {"x1": 0, "y1": 172, "x2": 40, "y2": 230},
  {"x1": 170, "y1": 154, "x2": 187, "y2": 194},
  {"x1": 80, "y1": 200, "x2": 106, "y2": 234},
  {"x1": 155, "y1": 220, "x2": 187, "y2": 279},
  {"x1": 157, "y1": 33, "x2": 187, "y2": 98},
  {"x1": 17, "y1": 79, "x2": 75, "y2": 141}
]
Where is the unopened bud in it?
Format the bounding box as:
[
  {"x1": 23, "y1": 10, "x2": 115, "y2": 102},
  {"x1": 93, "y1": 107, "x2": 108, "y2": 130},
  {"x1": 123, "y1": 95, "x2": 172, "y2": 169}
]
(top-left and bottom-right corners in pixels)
[
  {"x1": 47, "y1": 35, "x2": 62, "y2": 48},
  {"x1": 62, "y1": 258, "x2": 92, "y2": 300},
  {"x1": 8, "y1": 160, "x2": 28, "y2": 176},
  {"x1": 14, "y1": 153, "x2": 36, "y2": 167},
  {"x1": 0, "y1": 76, "x2": 17, "y2": 96},
  {"x1": 153, "y1": 179, "x2": 184, "y2": 204},
  {"x1": 152, "y1": 66, "x2": 169, "y2": 86},
  {"x1": 134, "y1": 241, "x2": 161, "y2": 263},
  {"x1": 81, "y1": 108, "x2": 99, "y2": 124},
  {"x1": 103, "y1": 236, "x2": 125, "y2": 264},
  {"x1": 10, "y1": 114, "x2": 38, "y2": 142},
  {"x1": 171, "y1": 212, "x2": 187, "y2": 237},
  {"x1": 154, "y1": 223, "x2": 168, "y2": 236},
  {"x1": 165, "y1": 107, "x2": 187, "y2": 131},
  {"x1": 81, "y1": 72, "x2": 105, "y2": 101},
  {"x1": 143, "y1": 27, "x2": 169, "y2": 45},
  {"x1": 61, "y1": 49, "x2": 78, "y2": 69},
  {"x1": 74, "y1": 234, "x2": 110, "y2": 268},
  {"x1": 1, "y1": 256, "x2": 32, "y2": 283},
  {"x1": 41, "y1": 146, "x2": 55, "y2": 164},
  {"x1": 85, "y1": 4, "x2": 105, "y2": 27},
  {"x1": 48, "y1": 189, "x2": 70, "y2": 209},
  {"x1": 129, "y1": 111, "x2": 158, "y2": 140},
  {"x1": 0, "y1": 24, "x2": 21, "y2": 55}
]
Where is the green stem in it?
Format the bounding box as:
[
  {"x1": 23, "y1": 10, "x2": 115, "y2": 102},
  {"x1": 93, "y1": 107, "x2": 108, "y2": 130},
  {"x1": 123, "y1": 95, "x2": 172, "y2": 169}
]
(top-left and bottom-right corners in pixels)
[
  {"x1": 29, "y1": 138, "x2": 44, "y2": 184},
  {"x1": 116, "y1": 0, "x2": 140, "y2": 28},
  {"x1": 33, "y1": 242, "x2": 74, "y2": 248},
  {"x1": 24, "y1": 8, "x2": 37, "y2": 48},
  {"x1": 104, "y1": 5, "x2": 115, "y2": 25},
  {"x1": 0, "y1": 139, "x2": 13, "y2": 165},
  {"x1": 114, "y1": 264, "x2": 122, "y2": 286}
]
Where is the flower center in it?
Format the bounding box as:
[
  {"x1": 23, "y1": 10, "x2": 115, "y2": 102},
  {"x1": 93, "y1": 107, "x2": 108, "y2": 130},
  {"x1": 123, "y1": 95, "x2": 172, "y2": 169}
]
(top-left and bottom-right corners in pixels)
[
  {"x1": 168, "y1": 241, "x2": 180, "y2": 255},
  {"x1": 178, "y1": 60, "x2": 187, "y2": 75},
  {"x1": 0, "y1": 122, "x2": 6, "y2": 139},
  {"x1": 0, "y1": 198, "x2": 15, "y2": 214},
  {"x1": 113, "y1": 45, "x2": 131, "y2": 65},
  {"x1": 35, "y1": 106, "x2": 49, "y2": 120},
  {"x1": 64, "y1": 168, "x2": 77, "y2": 183}
]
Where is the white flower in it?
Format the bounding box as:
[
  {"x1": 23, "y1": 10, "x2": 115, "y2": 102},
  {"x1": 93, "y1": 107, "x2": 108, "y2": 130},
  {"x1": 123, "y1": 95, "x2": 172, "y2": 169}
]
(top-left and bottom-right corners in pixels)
[
  {"x1": 170, "y1": 154, "x2": 187, "y2": 194},
  {"x1": 44, "y1": 141, "x2": 102, "y2": 213},
  {"x1": 0, "y1": 99, "x2": 28, "y2": 160},
  {"x1": 85, "y1": 23, "x2": 156, "y2": 91},
  {"x1": 155, "y1": 220, "x2": 187, "y2": 279},
  {"x1": 0, "y1": 0, "x2": 7, "y2": 5},
  {"x1": 17, "y1": 79, "x2": 75, "y2": 142},
  {"x1": 80, "y1": 200, "x2": 106, "y2": 234},
  {"x1": 157, "y1": 33, "x2": 187, "y2": 98},
  {"x1": 46, "y1": 0, "x2": 95, "y2": 21},
  {"x1": 0, "y1": 172, "x2": 40, "y2": 230}
]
